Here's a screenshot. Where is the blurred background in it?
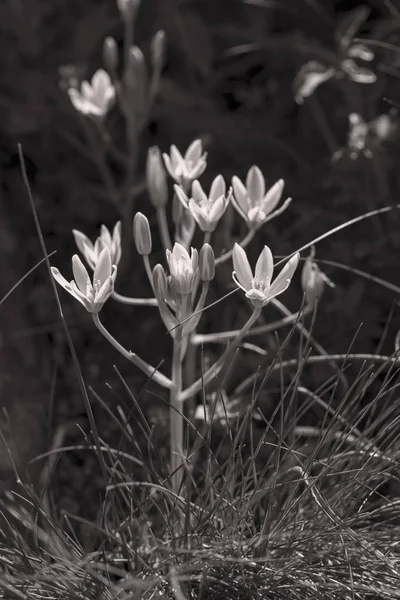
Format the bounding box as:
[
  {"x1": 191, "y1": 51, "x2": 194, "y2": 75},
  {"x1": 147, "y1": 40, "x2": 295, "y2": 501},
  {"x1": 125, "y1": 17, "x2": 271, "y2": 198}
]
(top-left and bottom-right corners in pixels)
[{"x1": 1, "y1": 0, "x2": 400, "y2": 527}]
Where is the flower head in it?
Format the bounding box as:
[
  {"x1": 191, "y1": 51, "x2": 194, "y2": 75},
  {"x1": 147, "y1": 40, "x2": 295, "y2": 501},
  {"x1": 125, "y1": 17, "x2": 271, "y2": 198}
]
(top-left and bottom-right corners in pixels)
[
  {"x1": 166, "y1": 242, "x2": 198, "y2": 295},
  {"x1": 233, "y1": 243, "x2": 299, "y2": 308},
  {"x1": 174, "y1": 175, "x2": 231, "y2": 232},
  {"x1": 163, "y1": 139, "x2": 207, "y2": 189},
  {"x1": 73, "y1": 222, "x2": 121, "y2": 270},
  {"x1": 51, "y1": 248, "x2": 117, "y2": 313},
  {"x1": 68, "y1": 69, "x2": 115, "y2": 118},
  {"x1": 232, "y1": 166, "x2": 291, "y2": 229}
]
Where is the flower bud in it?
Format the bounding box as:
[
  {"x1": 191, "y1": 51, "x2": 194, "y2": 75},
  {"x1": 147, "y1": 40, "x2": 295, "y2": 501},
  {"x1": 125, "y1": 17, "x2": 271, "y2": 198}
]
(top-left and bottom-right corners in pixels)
[
  {"x1": 301, "y1": 248, "x2": 334, "y2": 308},
  {"x1": 152, "y1": 263, "x2": 167, "y2": 298},
  {"x1": 199, "y1": 243, "x2": 215, "y2": 282},
  {"x1": 117, "y1": 0, "x2": 141, "y2": 22},
  {"x1": 133, "y1": 212, "x2": 152, "y2": 255},
  {"x1": 103, "y1": 37, "x2": 119, "y2": 73},
  {"x1": 151, "y1": 30, "x2": 166, "y2": 71},
  {"x1": 146, "y1": 146, "x2": 168, "y2": 208}
]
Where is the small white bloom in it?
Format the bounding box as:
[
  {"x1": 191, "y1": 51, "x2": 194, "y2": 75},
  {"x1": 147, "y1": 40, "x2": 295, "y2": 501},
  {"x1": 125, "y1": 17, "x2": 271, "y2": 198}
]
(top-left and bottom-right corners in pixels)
[
  {"x1": 166, "y1": 242, "x2": 198, "y2": 295},
  {"x1": 163, "y1": 139, "x2": 207, "y2": 188},
  {"x1": 174, "y1": 175, "x2": 231, "y2": 232},
  {"x1": 68, "y1": 69, "x2": 115, "y2": 118},
  {"x1": 73, "y1": 222, "x2": 121, "y2": 269},
  {"x1": 51, "y1": 248, "x2": 117, "y2": 313},
  {"x1": 232, "y1": 243, "x2": 299, "y2": 308},
  {"x1": 232, "y1": 166, "x2": 291, "y2": 229},
  {"x1": 294, "y1": 61, "x2": 336, "y2": 104}
]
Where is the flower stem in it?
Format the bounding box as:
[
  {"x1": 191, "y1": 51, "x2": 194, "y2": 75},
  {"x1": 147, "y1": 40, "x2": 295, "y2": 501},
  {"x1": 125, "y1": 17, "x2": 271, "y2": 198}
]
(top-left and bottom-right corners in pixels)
[
  {"x1": 170, "y1": 336, "x2": 184, "y2": 492},
  {"x1": 92, "y1": 313, "x2": 172, "y2": 389},
  {"x1": 180, "y1": 306, "x2": 262, "y2": 402},
  {"x1": 112, "y1": 291, "x2": 158, "y2": 306}
]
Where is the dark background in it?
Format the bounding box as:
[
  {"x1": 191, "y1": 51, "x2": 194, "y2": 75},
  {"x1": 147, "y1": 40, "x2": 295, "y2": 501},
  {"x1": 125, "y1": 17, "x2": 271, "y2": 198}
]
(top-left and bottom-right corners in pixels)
[{"x1": 1, "y1": 0, "x2": 400, "y2": 522}]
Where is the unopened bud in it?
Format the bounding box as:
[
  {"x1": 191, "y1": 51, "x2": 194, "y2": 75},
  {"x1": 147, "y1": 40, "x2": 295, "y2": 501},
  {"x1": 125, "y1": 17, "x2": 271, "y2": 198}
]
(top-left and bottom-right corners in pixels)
[
  {"x1": 117, "y1": 0, "x2": 141, "y2": 22},
  {"x1": 151, "y1": 30, "x2": 166, "y2": 71},
  {"x1": 133, "y1": 212, "x2": 152, "y2": 255},
  {"x1": 146, "y1": 146, "x2": 168, "y2": 208},
  {"x1": 125, "y1": 45, "x2": 147, "y2": 89},
  {"x1": 103, "y1": 37, "x2": 119, "y2": 73},
  {"x1": 152, "y1": 263, "x2": 167, "y2": 298},
  {"x1": 301, "y1": 248, "x2": 334, "y2": 307},
  {"x1": 199, "y1": 243, "x2": 215, "y2": 282}
]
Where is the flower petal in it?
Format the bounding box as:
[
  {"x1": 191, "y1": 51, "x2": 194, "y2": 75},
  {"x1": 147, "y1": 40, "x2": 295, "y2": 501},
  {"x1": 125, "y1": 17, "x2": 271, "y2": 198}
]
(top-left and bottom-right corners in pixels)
[
  {"x1": 261, "y1": 179, "x2": 284, "y2": 216},
  {"x1": 268, "y1": 253, "x2": 300, "y2": 299},
  {"x1": 232, "y1": 243, "x2": 253, "y2": 291},
  {"x1": 191, "y1": 180, "x2": 207, "y2": 205},
  {"x1": 185, "y1": 139, "x2": 202, "y2": 162},
  {"x1": 255, "y1": 246, "x2": 274, "y2": 283},
  {"x1": 209, "y1": 174, "x2": 225, "y2": 200},
  {"x1": 174, "y1": 184, "x2": 190, "y2": 208},
  {"x1": 232, "y1": 175, "x2": 251, "y2": 215},
  {"x1": 246, "y1": 166, "x2": 265, "y2": 206},
  {"x1": 72, "y1": 255, "x2": 91, "y2": 294},
  {"x1": 93, "y1": 247, "x2": 112, "y2": 286}
]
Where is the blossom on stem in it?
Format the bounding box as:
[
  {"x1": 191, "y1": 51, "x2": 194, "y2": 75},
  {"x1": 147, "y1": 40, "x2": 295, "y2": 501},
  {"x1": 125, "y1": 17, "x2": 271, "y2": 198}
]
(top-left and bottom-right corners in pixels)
[
  {"x1": 232, "y1": 243, "x2": 299, "y2": 308},
  {"x1": 73, "y1": 222, "x2": 121, "y2": 269},
  {"x1": 232, "y1": 166, "x2": 291, "y2": 229},
  {"x1": 163, "y1": 139, "x2": 207, "y2": 189},
  {"x1": 166, "y1": 242, "x2": 198, "y2": 295},
  {"x1": 68, "y1": 69, "x2": 115, "y2": 118},
  {"x1": 52, "y1": 248, "x2": 117, "y2": 313},
  {"x1": 174, "y1": 175, "x2": 231, "y2": 232}
]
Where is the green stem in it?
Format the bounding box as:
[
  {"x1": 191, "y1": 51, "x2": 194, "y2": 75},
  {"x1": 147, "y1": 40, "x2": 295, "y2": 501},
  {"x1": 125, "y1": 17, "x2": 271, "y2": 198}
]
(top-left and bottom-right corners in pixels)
[
  {"x1": 170, "y1": 336, "x2": 184, "y2": 492},
  {"x1": 180, "y1": 306, "x2": 262, "y2": 402},
  {"x1": 192, "y1": 307, "x2": 310, "y2": 345},
  {"x1": 92, "y1": 313, "x2": 172, "y2": 389},
  {"x1": 156, "y1": 207, "x2": 172, "y2": 252},
  {"x1": 112, "y1": 291, "x2": 158, "y2": 306},
  {"x1": 143, "y1": 255, "x2": 155, "y2": 292},
  {"x1": 215, "y1": 229, "x2": 255, "y2": 266}
]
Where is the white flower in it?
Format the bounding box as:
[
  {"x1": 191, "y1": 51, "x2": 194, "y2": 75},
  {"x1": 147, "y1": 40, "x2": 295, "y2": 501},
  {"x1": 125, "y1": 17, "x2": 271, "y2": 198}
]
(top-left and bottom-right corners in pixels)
[
  {"x1": 166, "y1": 242, "x2": 198, "y2": 295},
  {"x1": 51, "y1": 248, "x2": 117, "y2": 313},
  {"x1": 163, "y1": 139, "x2": 207, "y2": 188},
  {"x1": 231, "y1": 166, "x2": 291, "y2": 229},
  {"x1": 174, "y1": 175, "x2": 231, "y2": 232},
  {"x1": 294, "y1": 61, "x2": 336, "y2": 104},
  {"x1": 232, "y1": 243, "x2": 299, "y2": 308},
  {"x1": 68, "y1": 69, "x2": 115, "y2": 118},
  {"x1": 73, "y1": 222, "x2": 121, "y2": 269}
]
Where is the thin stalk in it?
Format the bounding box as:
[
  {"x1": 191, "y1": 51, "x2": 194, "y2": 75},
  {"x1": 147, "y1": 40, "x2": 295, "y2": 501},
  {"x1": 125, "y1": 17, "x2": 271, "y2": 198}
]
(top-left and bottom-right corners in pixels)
[
  {"x1": 180, "y1": 306, "x2": 262, "y2": 402},
  {"x1": 112, "y1": 291, "x2": 157, "y2": 306},
  {"x1": 192, "y1": 307, "x2": 311, "y2": 345},
  {"x1": 143, "y1": 255, "x2": 155, "y2": 292},
  {"x1": 170, "y1": 336, "x2": 184, "y2": 492},
  {"x1": 92, "y1": 313, "x2": 172, "y2": 389},
  {"x1": 156, "y1": 207, "x2": 172, "y2": 252}
]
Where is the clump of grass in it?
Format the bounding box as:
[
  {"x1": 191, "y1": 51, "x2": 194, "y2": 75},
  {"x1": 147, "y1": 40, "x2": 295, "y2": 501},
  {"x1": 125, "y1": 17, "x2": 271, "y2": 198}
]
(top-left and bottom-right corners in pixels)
[{"x1": 2, "y1": 337, "x2": 400, "y2": 599}]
